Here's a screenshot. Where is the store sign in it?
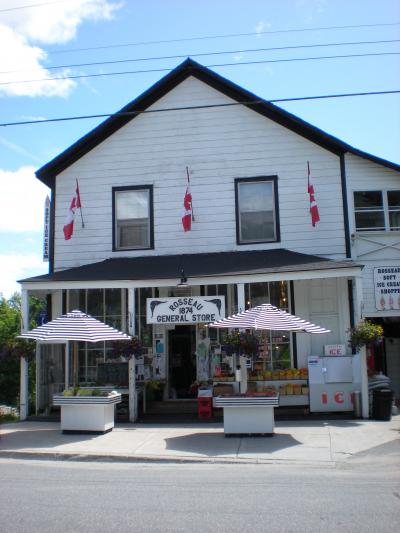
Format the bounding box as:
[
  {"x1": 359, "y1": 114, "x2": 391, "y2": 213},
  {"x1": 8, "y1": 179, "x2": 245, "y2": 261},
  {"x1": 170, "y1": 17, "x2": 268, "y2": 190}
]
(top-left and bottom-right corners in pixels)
[
  {"x1": 324, "y1": 344, "x2": 346, "y2": 356},
  {"x1": 146, "y1": 296, "x2": 225, "y2": 324},
  {"x1": 374, "y1": 266, "x2": 400, "y2": 310},
  {"x1": 43, "y1": 195, "x2": 50, "y2": 262}
]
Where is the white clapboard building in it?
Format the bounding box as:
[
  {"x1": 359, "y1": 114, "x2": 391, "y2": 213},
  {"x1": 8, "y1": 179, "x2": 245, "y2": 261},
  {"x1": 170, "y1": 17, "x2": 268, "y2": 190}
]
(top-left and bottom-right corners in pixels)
[{"x1": 19, "y1": 59, "x2": 400, "y2": 420}]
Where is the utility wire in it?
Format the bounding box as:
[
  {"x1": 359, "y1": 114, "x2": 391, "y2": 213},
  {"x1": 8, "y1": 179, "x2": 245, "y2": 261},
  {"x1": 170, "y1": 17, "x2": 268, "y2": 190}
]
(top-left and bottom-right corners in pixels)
[
  {"x1": 1, "y1": 90, "x2": 399, "y2": 127},
  {"x1": 0, "y1": 0, "x2": 69, "y2": 13},
  {"x1": 2, "y1": 38, "x2": 399, "y2": 75},
  {"x1": 47, "y1": 22, "x2": 400, "y2": 55},
  {"x1": 1, "y1": 52, "x2": 399, "y2": 86}
]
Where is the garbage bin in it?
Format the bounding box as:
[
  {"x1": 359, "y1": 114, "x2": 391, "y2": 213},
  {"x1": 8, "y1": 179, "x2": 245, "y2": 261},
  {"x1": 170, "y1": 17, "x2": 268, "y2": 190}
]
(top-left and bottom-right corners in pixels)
[{"x1": 372, "y1": 389, "x2": 393, "y2": 421}]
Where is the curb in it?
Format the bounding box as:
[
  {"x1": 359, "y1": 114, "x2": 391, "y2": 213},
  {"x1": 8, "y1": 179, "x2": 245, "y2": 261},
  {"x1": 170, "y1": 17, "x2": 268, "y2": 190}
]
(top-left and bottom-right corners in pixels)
[{"x1": 0, "y1": 450, "x2": 337, "y2": 467}]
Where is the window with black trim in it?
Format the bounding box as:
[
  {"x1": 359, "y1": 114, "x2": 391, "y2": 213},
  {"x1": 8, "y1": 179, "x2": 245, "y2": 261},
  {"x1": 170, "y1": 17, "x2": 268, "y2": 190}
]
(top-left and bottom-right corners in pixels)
[
  {"x1": 113, "y1": 186, "x2": 153, "y2": 250},
  {"x1": 235, "y1": 176, "x2": 279, "y2": 244},
  {"x1": 354, "y1": 190, "x2": 400, "y2": 232}
]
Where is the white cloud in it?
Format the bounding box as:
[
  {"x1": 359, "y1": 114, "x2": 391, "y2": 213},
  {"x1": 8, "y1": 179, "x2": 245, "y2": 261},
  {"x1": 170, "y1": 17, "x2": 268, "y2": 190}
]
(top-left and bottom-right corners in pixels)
[
  {"x1": 255, "y1": 21, "x2": 265, "y2": 35},
  {"x1": 254, "y1": 20, "x2": 271, "y2": 37},
  {"x1": 0, "y1": 166, "x2": 49, "y2": 232},
  {"x1": 0, "y1": 253, "x2": 46, "y2": 298},
  {"x1": 0, "y1": 0, "x2": 122, "y2": 98}
]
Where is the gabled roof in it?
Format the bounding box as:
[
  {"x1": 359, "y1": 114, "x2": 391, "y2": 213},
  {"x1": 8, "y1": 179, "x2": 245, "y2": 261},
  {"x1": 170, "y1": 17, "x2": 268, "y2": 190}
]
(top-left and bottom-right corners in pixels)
[
  {"x1": 19, "y1": 248, "x2": 361, "y2": 284},
  {"x1": 36, "y1": 58, "x2": 400, "y2": 187}
]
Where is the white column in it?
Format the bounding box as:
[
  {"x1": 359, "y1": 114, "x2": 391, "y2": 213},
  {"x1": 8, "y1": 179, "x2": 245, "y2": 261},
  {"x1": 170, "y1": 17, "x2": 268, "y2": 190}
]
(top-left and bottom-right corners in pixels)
[
  {"x1": 51, "y1": 290, "x2": 63, "y2": 318},
  {"x1": 21, "y1": 288, "x2": 29, "y2": 332},
  {"x1": 237, "y1": 283, "x2": 245, "y2": 313},
  {"x1": 20, "y1": 288, "x2": 30, "y2": 420},
  {"x1": 64, "y1": 343, "x2": 70, "y2": 390},
  {"x1": 128, "y1": 288, "x2": 136, "y2": 336},
  {"x1": 353, "y1": 275, "x2": 369, "y2": 418},
  {"x1": 35, "y1": 343, "x2": 41, "y2": 415},
  {"x1": 128, "y1": 357, "x2": 136, "y2": 422},
  {"x1": 19, "y1": 357, "x2": 29, "y2": 420}
]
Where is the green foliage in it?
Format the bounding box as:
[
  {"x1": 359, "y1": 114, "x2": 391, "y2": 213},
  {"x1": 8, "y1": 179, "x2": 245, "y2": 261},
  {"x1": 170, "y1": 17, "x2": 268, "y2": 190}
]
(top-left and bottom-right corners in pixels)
[
  {"x1": 348, "y1": 320, "x2": 384, "y2": 350},
  {"x1": 62, "y1": 387, "x2": 109, "y2": 397},
  {"x1": 0, "y1": 293, "x2": 46, "y2": 407}
]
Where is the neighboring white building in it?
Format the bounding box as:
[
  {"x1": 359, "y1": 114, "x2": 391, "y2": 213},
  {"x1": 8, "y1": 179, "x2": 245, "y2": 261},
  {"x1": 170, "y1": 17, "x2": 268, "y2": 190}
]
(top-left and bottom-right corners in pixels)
[{"x1": 19, "y1": 59, "x2": 400, "y2": 419}]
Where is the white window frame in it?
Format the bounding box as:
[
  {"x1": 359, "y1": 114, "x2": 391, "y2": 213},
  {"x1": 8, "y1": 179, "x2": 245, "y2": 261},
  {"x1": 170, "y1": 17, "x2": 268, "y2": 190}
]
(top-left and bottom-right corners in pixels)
[
  {"x1": 353, "y1": 189, "x2": 400, "y2": 232},
  {"x1": 235, "y1": 176, "x2": 279, "y2": 244},
  {"x1": 113, "y1": 186, "x2": 153, "y2": 251}
]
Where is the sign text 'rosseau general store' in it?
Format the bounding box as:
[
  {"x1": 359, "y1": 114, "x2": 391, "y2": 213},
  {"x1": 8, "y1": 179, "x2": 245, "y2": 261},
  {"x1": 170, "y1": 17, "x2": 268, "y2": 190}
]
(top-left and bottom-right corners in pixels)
[{"x1": 146, "y1": 296, "x2": 225, "y2": 324}]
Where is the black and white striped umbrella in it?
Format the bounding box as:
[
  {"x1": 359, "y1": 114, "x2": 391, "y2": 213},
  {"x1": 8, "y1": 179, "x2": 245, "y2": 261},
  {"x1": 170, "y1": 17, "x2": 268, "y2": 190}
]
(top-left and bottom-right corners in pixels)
[
  {"x1": 18, "y1": 309, "x2": 132, "y2": 343},
  {"x1": 209, "y1": 303, "x2": 330, "y2": 333}
]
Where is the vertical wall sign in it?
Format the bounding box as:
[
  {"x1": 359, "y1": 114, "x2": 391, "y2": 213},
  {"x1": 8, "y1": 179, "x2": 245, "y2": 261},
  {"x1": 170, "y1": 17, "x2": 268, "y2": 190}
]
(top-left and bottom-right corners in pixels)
[
  {"x1": 43, "y1": 195, "x2": 50, "y2": 262},
  {"x1": 374, "y1": 266, "x2": 400, "y2": 310}
]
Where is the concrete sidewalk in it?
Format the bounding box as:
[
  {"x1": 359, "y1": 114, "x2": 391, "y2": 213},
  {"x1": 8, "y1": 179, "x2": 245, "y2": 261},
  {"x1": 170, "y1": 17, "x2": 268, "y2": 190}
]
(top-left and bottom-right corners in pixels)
[{"x1": 0, "y1": 416, "x2": 399, "y2": 465}]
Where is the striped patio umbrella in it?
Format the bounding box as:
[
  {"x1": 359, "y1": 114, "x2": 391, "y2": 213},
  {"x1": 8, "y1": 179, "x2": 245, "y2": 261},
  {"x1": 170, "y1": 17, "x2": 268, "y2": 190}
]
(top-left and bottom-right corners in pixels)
[
  {"x1": 18, "y1": 309, "x2": 132, "y2": 343},
  {"x1": 18, "y1": 310, "x2": 132, "y2": 387},
  {"x1": 209, "y1": 303, "x2": 330, "y2": 333}
]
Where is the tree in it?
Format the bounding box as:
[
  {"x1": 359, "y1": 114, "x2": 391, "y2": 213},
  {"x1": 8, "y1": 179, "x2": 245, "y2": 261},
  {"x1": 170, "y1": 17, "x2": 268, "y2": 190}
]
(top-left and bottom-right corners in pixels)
[{"x1": 0, "y1": 293, "x2": 45, "y2": 407}]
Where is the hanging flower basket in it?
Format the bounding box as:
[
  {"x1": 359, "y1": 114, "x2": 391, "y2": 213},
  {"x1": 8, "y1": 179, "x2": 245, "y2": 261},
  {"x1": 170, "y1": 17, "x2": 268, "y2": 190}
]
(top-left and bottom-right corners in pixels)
[
  {"x1": 348, "y1": 320, "x2": 383, "y2": 351},
  {"x1": 221, "y1": 331, "x2": 259, "y2": 356},
  {"x1": 110, "y1": 337, "x2": 143, "y2": 359}
]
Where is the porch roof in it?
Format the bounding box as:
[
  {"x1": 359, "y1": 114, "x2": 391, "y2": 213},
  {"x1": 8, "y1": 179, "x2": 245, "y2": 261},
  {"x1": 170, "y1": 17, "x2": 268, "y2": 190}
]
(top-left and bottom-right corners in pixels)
[{"x1": 20, "y1": 249, "x2": 362, "y2": 289}]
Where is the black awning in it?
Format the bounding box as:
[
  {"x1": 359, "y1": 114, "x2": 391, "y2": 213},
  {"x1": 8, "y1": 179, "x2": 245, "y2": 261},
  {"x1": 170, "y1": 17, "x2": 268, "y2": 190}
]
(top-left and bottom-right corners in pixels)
[{"x1": 20, "y1": 248, "x2": 361, "y2": 283}]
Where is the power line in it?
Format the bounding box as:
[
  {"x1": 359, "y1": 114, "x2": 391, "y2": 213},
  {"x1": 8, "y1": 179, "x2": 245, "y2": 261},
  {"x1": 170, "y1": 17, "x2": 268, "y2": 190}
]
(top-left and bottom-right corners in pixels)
[
  {"x1": 1, "y1": 90, "x2": 399, "y2": 127},
  {"x1": 1, "y1": 51, "x2": 399, "y2": 86},
  {"x1": 46, "y1": 21, "x2": 400, "y2": 55},
  {"x1": 2, "y1": 38, "x2": 399, "y2": 75},
  {"x1": 0, "y1": 0, "x2": 68, "y2": 13}
]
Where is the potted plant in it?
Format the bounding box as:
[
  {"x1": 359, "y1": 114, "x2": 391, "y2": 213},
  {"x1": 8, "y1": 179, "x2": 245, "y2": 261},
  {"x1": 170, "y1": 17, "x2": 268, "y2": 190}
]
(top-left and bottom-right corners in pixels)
[
  {"x1": 110, "y1": 336, "x2": 143, "y2": 360},
  {"x1": 348, "y1": 320, "x2": 383, "y2": 351},
  {"x1": 222, "y1": 331, "x2": 259, "y2": 356},
  {"x1": 53, "y1": 387, "x2": 121, "y2": 434}
]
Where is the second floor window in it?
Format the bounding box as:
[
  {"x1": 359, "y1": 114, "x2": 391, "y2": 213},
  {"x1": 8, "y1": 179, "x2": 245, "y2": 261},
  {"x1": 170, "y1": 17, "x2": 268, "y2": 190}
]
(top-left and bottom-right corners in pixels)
[
  {"x1": 113, "y1": 186, "x2": 153, "y2": 250},
  {"x1": 354, "y1": 190, "x2": 400, "y2": 232},
  {"x1": 235, "y1": 176, "x2": 279, "y2": 244}
]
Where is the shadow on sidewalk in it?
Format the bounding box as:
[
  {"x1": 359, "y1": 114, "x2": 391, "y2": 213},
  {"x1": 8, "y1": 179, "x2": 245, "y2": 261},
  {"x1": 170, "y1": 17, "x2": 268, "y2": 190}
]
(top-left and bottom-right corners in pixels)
[
  {"x1": 164, "y1": 431, "x2": 302, "y2": 457},
  {"x1": 0, "y1": 425, "x2": 106, "y2": 450}
]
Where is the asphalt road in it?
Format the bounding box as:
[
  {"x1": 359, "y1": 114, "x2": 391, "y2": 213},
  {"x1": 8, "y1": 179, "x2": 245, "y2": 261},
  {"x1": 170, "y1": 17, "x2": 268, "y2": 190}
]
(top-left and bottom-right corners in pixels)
[{"x1": 0, "y1": 450, "x2": 399, "y2": 533}]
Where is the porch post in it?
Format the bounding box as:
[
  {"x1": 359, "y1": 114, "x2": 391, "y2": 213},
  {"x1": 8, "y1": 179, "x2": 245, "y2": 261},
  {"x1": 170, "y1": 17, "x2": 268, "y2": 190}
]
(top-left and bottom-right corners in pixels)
[
  {"x1": 353, "y1": 275, "x2": 369, "y2": 418},
  {"x1": 21, "y1": 288, "x2": 29, "y2": 332},
  {"x1": 35, "y1": 343, "x2": 40, "y2": 415},
  {"x1": 237, "y1": 283, "x2": 245, "y2": 313},
  {"x1": 20, "y1": 288, "x2": 29, "y2": 420},
  {"x1": 129, "y1": 357, "x2": 136, "y2": 422},
  {"x1": 128, "y1": 288, "x2": 136, "y2": 336},
  {"x1": 19, "y1": 357, "x2": 29, "y2": 420}
]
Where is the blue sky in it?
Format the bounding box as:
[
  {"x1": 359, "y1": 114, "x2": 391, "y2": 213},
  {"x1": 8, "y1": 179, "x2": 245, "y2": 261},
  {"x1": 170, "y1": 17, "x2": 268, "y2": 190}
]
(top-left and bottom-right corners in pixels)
[{"x1": 0, "y1": 0, "x2": 399, "y2": 297}]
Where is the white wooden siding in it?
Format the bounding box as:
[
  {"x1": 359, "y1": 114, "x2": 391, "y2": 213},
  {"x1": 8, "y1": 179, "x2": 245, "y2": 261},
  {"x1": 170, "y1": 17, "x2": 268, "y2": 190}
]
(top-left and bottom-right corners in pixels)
[
  {"x1": 294, "y1": 278, "x2": 350, "y2": 365},
  {"x1": 54, "y1": 76, "x2": 346, "y2": 270},
  {"x1": 345, "y1": 153, "x2": 400, "y2": 316}
]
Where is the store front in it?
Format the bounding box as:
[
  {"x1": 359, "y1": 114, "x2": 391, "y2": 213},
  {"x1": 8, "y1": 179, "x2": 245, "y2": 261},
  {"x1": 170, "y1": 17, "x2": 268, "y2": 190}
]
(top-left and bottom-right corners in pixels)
[{"x1": 19, "y1": 249, "x2": 366, "y2": 420}]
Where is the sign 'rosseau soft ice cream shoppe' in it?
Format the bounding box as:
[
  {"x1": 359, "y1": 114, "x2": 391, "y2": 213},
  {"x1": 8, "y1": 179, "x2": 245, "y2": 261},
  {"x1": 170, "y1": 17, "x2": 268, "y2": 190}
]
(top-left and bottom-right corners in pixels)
[
  {"x1": 374, "y1": 266, "x2": 400, "y2": 310},
  {"x1": 146, "y1": 297, "x2": 225, "y2": 324}
]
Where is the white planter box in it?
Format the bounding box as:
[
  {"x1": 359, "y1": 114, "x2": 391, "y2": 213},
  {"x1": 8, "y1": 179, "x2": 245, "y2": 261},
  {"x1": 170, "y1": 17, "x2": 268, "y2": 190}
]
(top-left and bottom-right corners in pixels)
[
  {"x1": 53, "y1": 393, "x2": 122, "y2": 434},
  {"x1": 214, "y1": 396, "x2": 279, "y2": 435}
]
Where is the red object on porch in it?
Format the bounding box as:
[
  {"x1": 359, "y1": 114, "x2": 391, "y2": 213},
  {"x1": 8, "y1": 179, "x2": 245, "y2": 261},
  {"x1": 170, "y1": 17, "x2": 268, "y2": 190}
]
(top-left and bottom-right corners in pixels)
[{"x1": 197, "y1": 397, "x2": 213, "y2": 419}]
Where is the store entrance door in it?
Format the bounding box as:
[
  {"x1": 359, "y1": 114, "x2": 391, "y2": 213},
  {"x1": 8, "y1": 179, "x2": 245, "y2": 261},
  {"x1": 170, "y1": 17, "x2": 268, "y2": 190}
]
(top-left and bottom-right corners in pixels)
[{"x1": 169, "y1": 325, "x2": 196, "y2": 398}]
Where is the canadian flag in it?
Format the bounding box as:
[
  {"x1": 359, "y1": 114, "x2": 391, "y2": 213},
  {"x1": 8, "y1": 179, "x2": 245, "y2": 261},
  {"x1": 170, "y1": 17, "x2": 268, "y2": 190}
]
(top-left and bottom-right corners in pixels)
[
  {"x1": 63, "y1": 181, "x2": 82, "y2": 240},
  {"x1": 307, "y1": 161, "x2": 320, "y2": 227},
  {"x1": 182, "y1": 185, "x2": 192, "y2": 232}
]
